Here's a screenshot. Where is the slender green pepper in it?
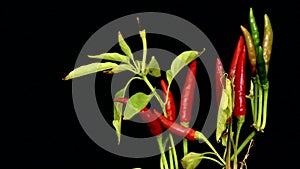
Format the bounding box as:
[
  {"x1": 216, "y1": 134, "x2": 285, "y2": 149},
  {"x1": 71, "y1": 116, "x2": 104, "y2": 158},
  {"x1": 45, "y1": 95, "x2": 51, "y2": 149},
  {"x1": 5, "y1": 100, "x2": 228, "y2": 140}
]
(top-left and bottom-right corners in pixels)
[
  {"x1": 241, "y1": 25, "x2": 257, "y2": 77},
  {"x1": 249, "y1": 7, "x2": 260, "y2": 52},
  {"x1": 262, "y1": 14, "x2": 273, "y2": 74},
  {"x1": 257, "y1": 46, "x2": 268, "y2": 85}
]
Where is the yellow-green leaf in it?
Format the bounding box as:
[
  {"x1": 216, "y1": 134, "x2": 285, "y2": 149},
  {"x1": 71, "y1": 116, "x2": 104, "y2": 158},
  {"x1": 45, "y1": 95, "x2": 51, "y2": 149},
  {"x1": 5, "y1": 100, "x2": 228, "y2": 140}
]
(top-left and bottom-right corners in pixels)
[
  {"x1": 88, "y1": 53, "x2": 129, "y2": 63},
  {"x1": 118, "y1": 31, "x2": 133, "y2": 57},
  {"x1": 63, "y1": 62, "x2": 118, "y2": 80},
  {"x1": 147, "y1": 56, "x2": 161, "y2": 77},
  {"x1": 216, "y1": 78, "x2": 233, "y2": 144},
  {"x1": 123, "y1": 92, "x2": 153, "y2": 120}
]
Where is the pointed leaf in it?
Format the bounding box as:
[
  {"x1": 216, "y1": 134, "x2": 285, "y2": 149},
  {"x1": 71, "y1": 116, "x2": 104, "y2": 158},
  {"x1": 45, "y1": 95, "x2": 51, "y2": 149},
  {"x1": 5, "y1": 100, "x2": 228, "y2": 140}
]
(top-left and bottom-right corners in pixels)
[
  {"x1": 118, "y1": 31, "x2": 133, "y2": 57},
  {"x1": 166, "y1": 49, "x2": 205, "y2": 84},
  {"x1": 216, "y1": 78, "x2": 233, "y2": 144},
  {"x1": 63, "y1": 62, "x2": 118, "y2": 80},
  {"x1": 147, "y1": 56, "x2": 161, "y2": 77},
  {"x1": 181, "y1": 152, "x2": 203, "y2": 169},
  {"x1": 112, "y1": 119, "x2": 121, "y2": 144},
  {"x1": 88, "y1": 53, "x2": 129, "y2": 63},
  {"x1": 111, "y1": 64, "x2": 135, "y2": 74},
  {"x1": 123, "y1": 92, "x2": 154, "y2": 120}
]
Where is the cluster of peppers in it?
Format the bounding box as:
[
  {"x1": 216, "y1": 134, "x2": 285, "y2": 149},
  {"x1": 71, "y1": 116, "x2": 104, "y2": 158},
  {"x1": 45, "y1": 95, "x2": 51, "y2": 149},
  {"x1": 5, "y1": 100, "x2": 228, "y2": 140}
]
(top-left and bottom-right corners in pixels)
[
  {"x1": 215, "y1": 7, "x2": 273, "y2": 169},
  {"x1": 63, "y1": 7, "x2": 272, "y2": 169}
]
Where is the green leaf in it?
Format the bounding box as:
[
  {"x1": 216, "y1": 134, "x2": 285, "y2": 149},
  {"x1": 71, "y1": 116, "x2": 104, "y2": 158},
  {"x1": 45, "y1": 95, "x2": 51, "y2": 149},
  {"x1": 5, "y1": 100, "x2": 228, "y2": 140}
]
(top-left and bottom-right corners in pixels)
[
  {"x1": 216, "y1": 78, "x2": 233, "y2": 145},
  {"x1": 113, "y1": 88, "x2": 126, "y2": 145},
  {"x1": 111, "y1": 64, "x2": 136, "y2": 74},
  {"x1": 166, "y1": 49, "x2": 205, "y2": 84},
  {"x1": 147, "y1": 56, "x2": 161, "y2": 77},
  {"x1": 140, "y1": 29, "x2": 147, "y2": 72},
  {"x1": 112, "y1": 119, "x2": 121, "y2": 145},
  {"x1": 123, "y1": 92, "x2": 154, "y2": 120},
  {"x1": 88, "y1": 52, "x2": 129, "y2": 63},
  {"x1": 63, "y1": 62, "x2": 118, "y2": 80},
  {"x1": 118, "y1": 31, "x2": 133, "y2": 57},
  {"x1": 181, "y1": 152, "x2": 203, "y2": 169}
]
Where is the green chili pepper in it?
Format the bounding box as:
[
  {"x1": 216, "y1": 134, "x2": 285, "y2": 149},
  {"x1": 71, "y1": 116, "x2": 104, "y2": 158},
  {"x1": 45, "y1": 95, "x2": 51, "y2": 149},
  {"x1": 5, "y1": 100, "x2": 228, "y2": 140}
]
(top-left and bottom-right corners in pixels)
[
  {"x1": 257, "y1": 46, "x2": 268, "y2": 85},
  {"x1": 241, "y1": 25, "x2": 257, "y2": 77},
  {"x1": 262, "y1": 14, "x2": 273, "y2": 74},
  {"x1": 249, "y1": 7, "x2": 260, "y2": 51}
]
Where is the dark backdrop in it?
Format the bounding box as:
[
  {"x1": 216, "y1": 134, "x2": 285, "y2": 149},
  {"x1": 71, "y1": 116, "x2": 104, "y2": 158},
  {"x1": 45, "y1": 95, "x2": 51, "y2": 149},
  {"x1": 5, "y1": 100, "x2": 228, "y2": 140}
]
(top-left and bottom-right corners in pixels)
[{"x1": 3, "y1": 1, "x2": 299, "y2": 169}]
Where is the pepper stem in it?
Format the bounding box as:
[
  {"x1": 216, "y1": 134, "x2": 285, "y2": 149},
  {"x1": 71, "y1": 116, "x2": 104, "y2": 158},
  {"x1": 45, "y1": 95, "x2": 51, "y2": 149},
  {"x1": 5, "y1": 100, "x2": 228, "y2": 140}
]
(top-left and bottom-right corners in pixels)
[
  {"x1": 180, "y1": 122, "x2": 189, "y2": 156},
  {"x1": 195, "y1": 131, "x2": 226, "y2": 166},
  {"x1": 260, "y1": 82, "x2": 269, "y2": 131},
  {"x1": 255, "y1": 78, "x2": 263, "y2": 131},
  {"x1": 157, "y1": 135, "x2": 169, "y2": 169},
  {"x1": 230, "y1": 131, "x2": 256, "y2": 161}
]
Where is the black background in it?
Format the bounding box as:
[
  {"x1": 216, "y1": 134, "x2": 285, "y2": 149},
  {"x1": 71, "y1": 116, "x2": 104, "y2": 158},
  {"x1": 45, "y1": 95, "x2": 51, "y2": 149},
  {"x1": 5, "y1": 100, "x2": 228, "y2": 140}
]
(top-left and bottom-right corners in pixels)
[{"x1": 2, "y1": 0, "x2": 299, "y2": 169}]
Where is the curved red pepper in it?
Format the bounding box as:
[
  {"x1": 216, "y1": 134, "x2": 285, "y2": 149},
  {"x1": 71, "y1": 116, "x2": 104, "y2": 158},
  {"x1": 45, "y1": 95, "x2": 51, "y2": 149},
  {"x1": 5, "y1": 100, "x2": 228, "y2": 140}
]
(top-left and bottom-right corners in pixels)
[
  {"x1": 153, "y1": 109, "x2": 197, "y2": 141},
  {"x1": 179, "y1": 60, "x2": 197, "y2": 123},
  {"x1": 228, "y1": 35, "x2": 245, "y2": 81},
  {"x1": 113, "y1": 98, "x2": 162, "y2": 136},
  {"x1": 160, "y1": 79, "x2": 176, "y2": 122},
  {"x1": 233, "y1": 45, "x2": 247, "y2": 119}
]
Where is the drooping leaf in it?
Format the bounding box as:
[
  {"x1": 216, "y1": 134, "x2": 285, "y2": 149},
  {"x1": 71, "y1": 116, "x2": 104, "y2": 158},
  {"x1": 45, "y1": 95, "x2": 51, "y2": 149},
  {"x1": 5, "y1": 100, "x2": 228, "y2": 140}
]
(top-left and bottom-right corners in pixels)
[
  {"x1": 110, "y1": 64, "x2": 136, "y2": 74},
  {"x1": 118, "y1": 31, "x2": 133, "y2": 58},
  {"x1": 123, "y1": 92, "x2": 154, "y2": 120},
  {"x1": 216, "y1": 78, "x2": 233, "y2": 145},
  {"x1": 147, "y1": 56, "x2": 161, "y2": 77},
  {"x1": 63, "y1": 62, "x2": 118, "y2": 80},
  {"x1": 166, "y1": 49, "x2": 205, "y2": 84},
  {"x1": 181, "y1": 152, "x2": 203, "y2": 169},
  {"x1": 113, "y1": 87, "x2": 126, "y2": 145},
  {"x1": 88, "y1": 53, "x2": 129, "y2": 63}
]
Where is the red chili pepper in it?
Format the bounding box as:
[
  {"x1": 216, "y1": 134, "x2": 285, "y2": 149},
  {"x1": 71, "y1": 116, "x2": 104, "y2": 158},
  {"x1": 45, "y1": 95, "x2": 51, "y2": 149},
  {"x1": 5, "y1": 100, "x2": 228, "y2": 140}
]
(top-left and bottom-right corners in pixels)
[
  {"x1": 228, "y1": 35, "x2": 245, "y2": 81},
  {"x1": 113, "y1": 98, "x2": 162, "y2": 136},
  {"x1": 215, "y1": 57, "x2": 225, "y2": 109},
  {"x1": 160, "y1": 79, "x2": 176, "y2": 122},
  {"x1": 153, "y1": 109, "x2": 198, "y2": 141},
  {"x1": 233, "y1": 45, "x2": 247, "y2": 119},
  {"x1": 179, "y1": 60, "x2": 197, "y2": 124}
]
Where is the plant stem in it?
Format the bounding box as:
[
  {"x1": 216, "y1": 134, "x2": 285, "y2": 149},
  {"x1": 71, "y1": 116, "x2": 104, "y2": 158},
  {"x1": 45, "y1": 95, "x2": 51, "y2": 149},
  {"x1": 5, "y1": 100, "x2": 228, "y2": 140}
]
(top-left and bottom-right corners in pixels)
[
  {"x1": 196, "y1": 132, "x2": 226, "y2": 166},
  {"x1": 230, "y1": 131, "x2": 256, "y2": 161},
  {"x1": 225, "y1": 122, "x2": 232, "y2": 169},
  {"x1": 260, "y1": 82, "x2": 269, "y2": 131},
  {"x1": 157, "y1": 135, "x2": 169, "y2": 169},
  {"x1": 142, "y1": 75, "x2": 165, "y2": 113},
  {"x1": 180, "y1": 122, "x2": 189, "y2": 156},
  {"x1": 168, "y1": 133, "x2": 178, "y2": 169},
  {"x1": 252, "y1": 77, "x2": 258, "y2": 128},
  {"x1": 256, "y1": 80, "x2": 263, "y2": 131},
  {"x1": 168, "y1": 147, "x2": 174, "y2": 169}
]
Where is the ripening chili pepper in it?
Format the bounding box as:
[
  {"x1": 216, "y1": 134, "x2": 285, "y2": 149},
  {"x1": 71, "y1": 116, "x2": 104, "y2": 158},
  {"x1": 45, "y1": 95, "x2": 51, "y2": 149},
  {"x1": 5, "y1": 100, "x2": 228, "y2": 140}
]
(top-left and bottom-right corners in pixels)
[
  {"x1": 179, "y1": 60, "x2": 197, "y2": 124},
  {"x1": 241, "y1": 25, "x2": 257, "y2": 77},
  {"x1": 113, "y1": 98, "x2": 162, "y2": 136},
  {"x1": 249, "y1": 7, "x2": 260, "y2": 51},
  {"x1": 160, "y1": 79, "x2": 176, "y2": 122},
  {"x1": 262, "y1": 14, "x2": 273, "y2": 74},
  {"x1": 228, "y1": 35, "x2": 245, "y2": 81},
  {"x1": 233, "y1": 45, "x2": 247, "y2": 119},
  {"x1": 215, "y1": 57, "x2": 225, "y2": 109},
  {"x1": 153, "y1": 109, "x2": 199, "y2": 141}
]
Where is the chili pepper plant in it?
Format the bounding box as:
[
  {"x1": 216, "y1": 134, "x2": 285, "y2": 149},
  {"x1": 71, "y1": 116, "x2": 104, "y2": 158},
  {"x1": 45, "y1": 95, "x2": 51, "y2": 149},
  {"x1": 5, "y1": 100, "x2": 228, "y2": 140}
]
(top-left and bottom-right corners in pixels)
[{"x1": 63, "y1": 7, "x2": 273, "y2": 169}]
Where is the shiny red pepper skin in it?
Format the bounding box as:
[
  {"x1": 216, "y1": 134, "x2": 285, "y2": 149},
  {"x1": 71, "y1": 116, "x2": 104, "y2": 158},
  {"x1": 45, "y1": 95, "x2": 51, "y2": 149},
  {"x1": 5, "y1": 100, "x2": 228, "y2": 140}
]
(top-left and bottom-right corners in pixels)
[
  {"x1": 153, "y1": 109, "x2": 197, "y2": 141},
  {"x1": 233, "y1": 45, "x2": 247, "y2": 118},
  {"x1": 113, "y1": 98, "x2": 163, "y2": 136},
  {"x1": 179, "y1": 60, "x2": 197, "y2": 123},
  {"x1": 160, "y1": 79, "x2": 176, "y2": 122},
  {"x1": 228, "y1": 35, "x2": 245, "y2": 81}
]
